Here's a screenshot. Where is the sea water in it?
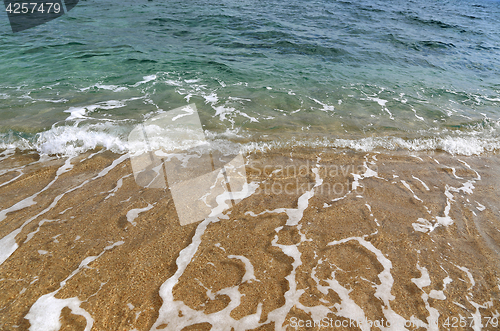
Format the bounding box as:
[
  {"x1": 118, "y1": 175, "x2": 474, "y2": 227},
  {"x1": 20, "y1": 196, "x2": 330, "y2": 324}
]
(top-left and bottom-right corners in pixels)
[{"x1": 0, "y1": 0, "x2": 499, "y2": 155}]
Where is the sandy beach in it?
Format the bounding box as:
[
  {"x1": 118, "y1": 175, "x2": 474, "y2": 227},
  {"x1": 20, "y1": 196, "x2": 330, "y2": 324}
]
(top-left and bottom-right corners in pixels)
[{"x1": 1, "y1": 147, "x2": 500, "y2": 330}]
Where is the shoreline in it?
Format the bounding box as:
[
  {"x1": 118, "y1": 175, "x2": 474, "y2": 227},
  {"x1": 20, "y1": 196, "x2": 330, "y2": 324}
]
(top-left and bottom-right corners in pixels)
[{"x1": 3, "y1": 125, "x2": 500, "y2": 158}]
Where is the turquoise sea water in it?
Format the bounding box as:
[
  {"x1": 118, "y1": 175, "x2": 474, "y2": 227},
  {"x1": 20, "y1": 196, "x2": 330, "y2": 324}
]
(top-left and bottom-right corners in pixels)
[{"x1": 0, "y1": 0, "x2": 499, "y2": 155}]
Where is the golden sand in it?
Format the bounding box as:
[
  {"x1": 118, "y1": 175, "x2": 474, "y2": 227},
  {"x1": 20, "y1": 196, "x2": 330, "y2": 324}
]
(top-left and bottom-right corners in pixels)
[{"x1": 1, "y1": 148, "x2": 500, "y2": 330}]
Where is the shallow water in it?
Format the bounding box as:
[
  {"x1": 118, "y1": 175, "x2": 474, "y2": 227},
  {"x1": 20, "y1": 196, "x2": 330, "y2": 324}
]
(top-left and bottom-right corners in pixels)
[{"x1": 1, "y1": 148, "x2": 500, "y2": 330}]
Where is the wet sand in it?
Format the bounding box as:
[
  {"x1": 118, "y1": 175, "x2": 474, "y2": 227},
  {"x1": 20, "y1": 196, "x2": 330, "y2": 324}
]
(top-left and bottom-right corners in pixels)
[{"x1": 1, "y1": 147, "x2": 500, "y2": 330}]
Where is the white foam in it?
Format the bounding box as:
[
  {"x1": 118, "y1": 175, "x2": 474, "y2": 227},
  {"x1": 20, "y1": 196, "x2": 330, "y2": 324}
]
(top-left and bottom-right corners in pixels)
[
  {"x1": 80, "y1": 83, "x2": 128, "y2": 92},
  {"x1": 25, "y1": 219, "x2": 57, "y2": 243},
  {"x1": 362, "y1": 96, "x2": 394, "y2": 120},
  {"x1": 311, "y1": 262, "x2": 370, "y2": 331},
  {"x1": 4, "y1": 126, "x2": 500, "y2": 157},
  {"x1": 351, "y1": 161, "x2": 378, "y2": 191},
  {"x1": 324, "y1": 195, "x2": 348, "y2": 207},
  {"x1": 151, "y1": 162, "x2": 322, "y2": 330},
  {"x1": 213, "y1": 105, "x2": 236, "y2": 122},
  {"x1": 265, "y1": 233, "x2": 313, "y2": 330},
  {"x1": 104, "y1": 173, "x2": 132, "y2": 200},
  {"x1": 0, "y1": 155, "x2": 128, "y2": 266},
  {"x1": 227, "y1": 255, "x2": 258, "y2": 283},
  {"x1": 309, "y1": 97, "x2": 335, "y2": 112},
  {"x1": 206, "y1": 179, "x2": 259, "y2": 219},
  {"x1": 412, "y1": 218, "x2": 434, "y2": 233},
  {"x1": 235, "y1": 110, "x2": 259, "y2": 123},
  {"x1": 64, "y1": 106, "x2": 88, "y2": 120},
  {"x1": 245, "y1": 163, "x2": 322, "y2": 226},
  {"x1": 455, "y1": 265, "x2": 475, "y2": 289},
  {"x1": 412, "y1": 161, "x2": 481, "y2": 234},
  {"x1": 401, "y1": 180, "x2": 423, "y2": 202},
  {"x1": 412, "y1": 108, "x2": 425, "y2": 121},
  {"x1": 242, "y1": 135, "x2": 500, "y2": 156},
  {"x1": 411, "y1": 264, "x2": 440, "y2": 330},
  {"x1": 0, "y1": 196, "x2": 36, "y2": 223},
  {"x1": 328, "y1": 237, "x2": 408, "y2": 330},
  {"x1": 453, "y1": 265, "x2": 493, "y2": 331},
  {"x1": 26, "y1": 295, "x2": 93, "y2": 331},
  {"x1": 412, "y1": 175, "x2": 430, "y2": 191},
  {"x1": 0, "y1": 158, "x2": 72, "y2": 253},
  {"x1": 152, "y1": 217, "x2": 265, "y2": 330},
  {"x1": 0, "y1": 230, "x2": 20, "y2": 266},
  {"x1": 25, "y1": 241, "x2": 123, "y2": 331},
  {"x1": 132, "y1": 75, "x2": 157, "y2": 87},
  {"x1": 458, "y1": 159, "x2": 481, "y2": 180},
  {"x1": 64, "y1": 100, "x2": 127, "y2": 121},
  {"x1": 171, "y1": 105, "x2": 195, "y2": 121},
  {"x1": 126, "y1": 204, "x2": 154, "y2": 226},
  {"x1": 36, "y1": 124, "x2": 128, "y2": 156},
  {"x1": 203, "y1": 92, "x2": 218, "y2": 104},
  {"x1": 96, "y1": 154, "x2": 130, "y2": 179}
]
